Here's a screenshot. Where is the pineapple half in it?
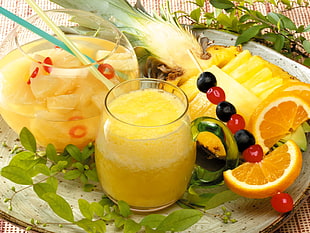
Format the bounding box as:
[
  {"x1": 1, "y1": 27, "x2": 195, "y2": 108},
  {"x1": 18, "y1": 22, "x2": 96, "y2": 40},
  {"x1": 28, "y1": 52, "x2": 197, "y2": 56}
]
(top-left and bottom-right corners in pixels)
[
  {"x1": 179, "y1": 44, "x2": 299, "y2": 156},
  {"x1": 180, "y1": 44, "x2": 296, "y2": 123}
]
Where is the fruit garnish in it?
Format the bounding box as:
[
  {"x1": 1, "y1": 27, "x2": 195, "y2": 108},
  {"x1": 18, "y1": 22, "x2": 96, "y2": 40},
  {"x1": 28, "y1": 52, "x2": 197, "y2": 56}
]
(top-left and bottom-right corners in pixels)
[
  {"x1": 43, "y1": 56, "x2": 53, "y2": 73},
  {"x1": 191, "y1": 117, "x2": 239, "y2": 183},
  {"x1": 196, "y1": 71, "x2": 217, "y2": 93},
  {"x1": 98, "y1": 63, "x2": 115, "y2": 79},
  {"x1": 69, "y1": 125, "x2": 87, "y2": 138},
  {"x1": 271, "y1": 192, "x2": 294, "y2": 213},
  {"x1": 248, "y1": 92, "x2": 310, "y2": 153},
  {"x1": 242, "y1": 144, "x2": 264, "y2": 163},
  {"x1": 227, "y1": 114, "x2": 245, "y2": 134},
  {"x1": 234, "y1": 129, "x2": 255, "y2": 152},
  {"x1": 223, "y1": 140, "x2": 302, "y2": 199},
  {"x1": 207, "y1": 86, "x2": 225, "y2": 105},
  {"x1": 216, "y1": 101, "x2": 236, "y2": 122},
  {"x1": 273, "y1": 80, "x2": 310, "y2": 99}
]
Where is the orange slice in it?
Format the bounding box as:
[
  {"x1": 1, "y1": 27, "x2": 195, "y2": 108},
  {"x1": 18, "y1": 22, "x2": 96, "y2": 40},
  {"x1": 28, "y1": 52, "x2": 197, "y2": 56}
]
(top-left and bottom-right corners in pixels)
[
  {"x1": 248, "y1": 91, "x2": 310, "y2": 153},
  {"x1": 223, "y1": 140, "x2": 302, "y2": 199},
  {"x1": 273, "y1": 80, "x2": 310, "y2": 99}
]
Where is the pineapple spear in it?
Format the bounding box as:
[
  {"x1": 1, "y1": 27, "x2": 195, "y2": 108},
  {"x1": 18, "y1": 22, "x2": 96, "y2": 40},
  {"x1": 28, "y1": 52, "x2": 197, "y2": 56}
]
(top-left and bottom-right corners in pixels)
[{"x1": 49, "y1": 0, "x2": 210, "y2": 85}]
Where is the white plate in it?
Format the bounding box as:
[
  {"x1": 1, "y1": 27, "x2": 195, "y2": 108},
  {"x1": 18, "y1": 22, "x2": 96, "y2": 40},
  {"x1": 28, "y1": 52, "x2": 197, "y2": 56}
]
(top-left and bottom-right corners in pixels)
[{"x1": 0, "y1": 30, "x2": 309, "y2": 233}]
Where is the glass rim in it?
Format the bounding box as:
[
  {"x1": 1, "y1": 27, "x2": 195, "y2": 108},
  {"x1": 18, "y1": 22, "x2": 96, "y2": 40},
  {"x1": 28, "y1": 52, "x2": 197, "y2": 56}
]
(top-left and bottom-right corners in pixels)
[
  {"x1": 13, "y1": 8, "x2": 122, "y2": 69},
  {"x1": 104, "y1": 78, "x2": 189, "y2": 128}
]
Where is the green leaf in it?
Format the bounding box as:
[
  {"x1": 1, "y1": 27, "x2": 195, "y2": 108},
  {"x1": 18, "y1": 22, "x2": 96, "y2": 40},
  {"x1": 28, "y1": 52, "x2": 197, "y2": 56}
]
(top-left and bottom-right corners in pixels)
[
  {"x1": 303, "y1": 57, "x2": 310, "y2": 66},
  {"x1": 117, "y1": 200, "x2": 131, "y2": 218},
  {"x1": 217, "y1": 13, "x2": 233, "y2": 28},
  {"x1": 273, "y1": 34, "x2": 285, "y2": 52},
  {"x1": 81, "y1": 144, "x2": 94, "y2": 160},
  {"x1": 115, "y1": 216, "x2": 126, "y2": 228},
  {"x1": 78, "y1": 199, "x2": 93, "y2": 220},
  {"x1": 50, "y1": 161, "x2": 68, "y2": 173},
  {"x1": 65, "y1": 144, "x2": 83, "y2": 161},
  {"x1": 210, "y1": 0, "x2": 234, "y2": 9},
  {"x1": 83, "y1": 183, "x2": 96, "y2": 192},
  {"x1": 19, "y1": 127, "x2": 36, "y2": 152},
  {"x1": 304, "y1": 24, "x2": 310, "y2": 32},
  {"x1": 33, "y1": 182, "x2": 57, "y2": 199},
  {"x1": 267, "y1": 12, "x2": 297, "y2": 30},
  {"x1": 46, "y1": 176, "x2": 58, "y2": 189},
  {"x1": 33, "y1": 164, "x2": 50, "y2": 176},
  {"x1": 9, "y1": 151, "x2": 38, "y2": 170},
  {"x1": 195, "y1": 0, "x2": 205, "y2": 7},
  {"x1": 90, "y1": 202, "x2": 105, "y2": 217},
  {"x1": 203, "y1": 190, "x2": 240, "y2": 209},
  {"x1": 42, "y1": 192, "x2": 74, "y2": 222},
  {"x1": 85, "y1": 169, "x2": 98, "y2": 182},
  {"x1": 281, "y1": 0, "x2": 291, "y2": 7},
  {"x1": 156, "y1": 209, "x2": 202, "y2": 231},
  {"x1": 1, "y1": 166, "x2": 33, "y2": 185},
  {"x1": 63, "y1": 170, "x2": 81, "y2": 180},
  {"x1": 45, "y1": 144, "x2": 58, "y2": 162},
  {"x1": 76, "y1": 219, "x2": 106, "y2": 233},
  {"x1": 140, "y1": 214, "x2": 166, "y2": 228},
  {"x1": 73, "y1": 162, "x2": 85, "y2": 172},
  {"x1": 123, "y1": 219, "x2": 141, "y2": 233},
  {"x1": 303, "y1": 40, "x2": 310, "y2": 53},
  {"x1": 235, "y1": 25, "x2": 266, "y2": 45},
  {"x1": 190, "y1": 8, "x2": 201, "y2": 22}
]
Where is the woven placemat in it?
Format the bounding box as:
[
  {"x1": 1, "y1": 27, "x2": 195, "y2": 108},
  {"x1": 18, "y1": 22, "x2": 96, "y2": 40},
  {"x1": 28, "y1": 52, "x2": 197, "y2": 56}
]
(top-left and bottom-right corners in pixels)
[{"x1": 0, "y1": 0, "x2": 309, "y2": 232}]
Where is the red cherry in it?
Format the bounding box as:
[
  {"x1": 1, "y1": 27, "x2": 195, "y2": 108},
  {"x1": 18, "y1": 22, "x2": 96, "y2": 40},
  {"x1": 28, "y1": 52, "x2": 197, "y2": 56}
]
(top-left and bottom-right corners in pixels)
[
  {"x1": 227, "y1": 114, "x2": 246, "y2": 134},
  {"x1": 271, "y1": 192, "x2": 294, "y2": 213},
  {"x1": 206, "y1": 86, "x2": 225, "y2": 104},
  {"x1": 43, "y1": 57, "x2": 53, "y2": 73},
  {"x1": 98, "y1": 63, "x2": 115, "y2": 79},
  {"x1": 242, "y1": 144, "x2": 264, "y2": 163}
]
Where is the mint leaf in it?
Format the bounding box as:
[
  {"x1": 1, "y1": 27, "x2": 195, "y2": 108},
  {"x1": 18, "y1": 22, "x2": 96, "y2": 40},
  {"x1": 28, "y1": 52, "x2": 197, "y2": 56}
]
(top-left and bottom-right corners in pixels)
[
  {"x1": 210, "y1": 0, "x2": 234, "y2": 9},
  {"x1": 78, "y1": 199, "x2": 92, "y2": 220},
  {"x1": 303, "y1": 40, "x2": 310, "y2": 53},
  {"x1": 19, "y1": 127, "x2": 37, "y2": 152},
  {"x1": 65, "y1": 144, "x2": 83, "y2": 161},
  {"x1": 90, "y1": 202, "x2": 105, "y2": 217},
  {"x1": 190, "y1": 8, "x2": 201, "y2": 22},
  {"x1": 156, "y1": 209, "x2": 202, "y2": 231},
  {"x1": 42, "y1": 192, "x2": 74, "y2": 222},
  {"x1": 33, "y1": 182, "x2": 57, "y2": 199},
  {"x1": 140, "y1": 214, "x2": 166, "y2": 228},
  {"x1": 203, "y1": 190, "x2": 240, "y2": 209},
  {"x1": 1, "y1": 166, "x2": 33, "y2": 185},
  {"x1": 45, "y1": 143, "x2": 58, "y2": 162},
  {"x1": 33, "y1": 164, "x2": 51, "y2": 176},
  {"x1": 63, "y1": 170, "x2": 81, "y2": 180},
  {"x1": 76, "y1": 219, "x2": 106, "y2": 233},
  {"x1": 118, "y1": 200, "x2": 131, "y2": 217},
  {"x1": 236, "y1": 25, "x2": 267, "y2": 45},
  {"x1": 123, "y1": 219, "x2": 141, "y2": 233}
]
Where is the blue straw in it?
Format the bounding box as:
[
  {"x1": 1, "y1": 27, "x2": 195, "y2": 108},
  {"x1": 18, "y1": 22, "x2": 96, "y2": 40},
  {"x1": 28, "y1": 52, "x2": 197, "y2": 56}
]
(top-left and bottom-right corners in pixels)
[
  {"x1": 0, "y1": 6, "x2": 97, "y2": 66},
  {"x1": 0, "y1": 7, "x2": 73, "y2": 54}
]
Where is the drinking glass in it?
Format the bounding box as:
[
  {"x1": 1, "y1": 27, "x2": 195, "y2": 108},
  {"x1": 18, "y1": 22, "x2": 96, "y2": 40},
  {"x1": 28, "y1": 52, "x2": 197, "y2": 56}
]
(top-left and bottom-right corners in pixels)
[
  {"x1": 95, "y1": 78, "x2": 196, "y2": 212},
  {"x1": 0, "y1": 9, "x2": 138, "y2": 151}
]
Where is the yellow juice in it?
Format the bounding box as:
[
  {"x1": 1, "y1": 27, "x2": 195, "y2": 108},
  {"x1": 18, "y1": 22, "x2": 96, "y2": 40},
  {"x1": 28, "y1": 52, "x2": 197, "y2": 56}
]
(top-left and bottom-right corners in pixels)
[
  {"x1": 95, "y1": 85, "x2": 196, "y2": 210},
  {"x1": 0, "y1": 36, "x2": 138, "y2": 150}
]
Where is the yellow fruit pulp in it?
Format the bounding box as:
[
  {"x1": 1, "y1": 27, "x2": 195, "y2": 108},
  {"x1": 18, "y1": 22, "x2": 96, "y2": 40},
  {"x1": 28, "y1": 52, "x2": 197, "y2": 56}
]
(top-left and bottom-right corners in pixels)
[
  {"x1": 184, "y1": 65, "x2": 261, "y2": 124},
  {"x1": 95, "y1": 88, "x2": 196, "y2": 209}
]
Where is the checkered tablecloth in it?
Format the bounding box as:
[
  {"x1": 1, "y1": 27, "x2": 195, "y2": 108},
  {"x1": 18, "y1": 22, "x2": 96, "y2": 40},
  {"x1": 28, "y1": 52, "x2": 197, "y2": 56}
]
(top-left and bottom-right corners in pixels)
[{"x1": 0, "y1": 0, "x2": 309, "y2": 232}]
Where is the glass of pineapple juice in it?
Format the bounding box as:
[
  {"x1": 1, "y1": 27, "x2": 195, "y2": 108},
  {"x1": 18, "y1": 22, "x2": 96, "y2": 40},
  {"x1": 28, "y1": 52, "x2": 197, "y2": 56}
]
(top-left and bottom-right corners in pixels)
[
  {"x1": 0, "y1": 9, "x2": 138, "y2": 151},
  {"x1": 95, "y1": 78, "x2": 196, "y2": 212}
]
